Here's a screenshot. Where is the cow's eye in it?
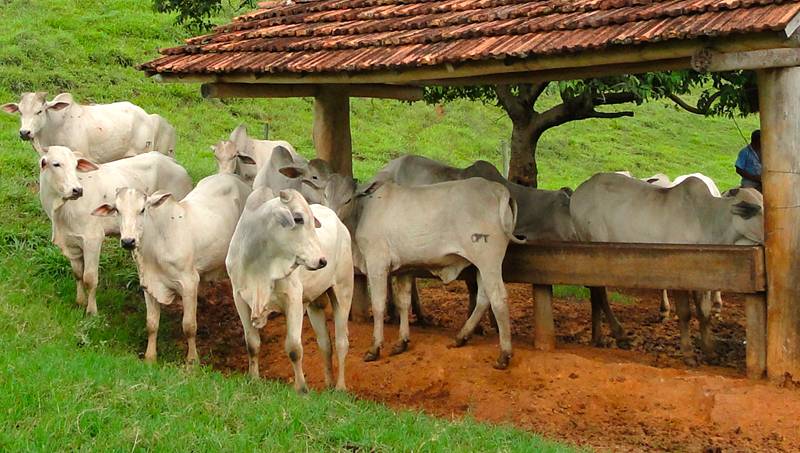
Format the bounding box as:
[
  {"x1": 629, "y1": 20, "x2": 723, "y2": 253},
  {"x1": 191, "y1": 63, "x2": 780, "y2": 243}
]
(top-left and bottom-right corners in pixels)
[
  {"x1": 52, "y1": 162, "x2": 61, "y2": 168},
  {"x1": 343, "y1": 198, "x2": 352, "y2": 205},
  {"x1": 312, "y1": 176, "x2": 318, "y2": 180},
  {"x1": 293, "y1": 214, "x2": 304, "y2": 225},
  {"x1": 140, "y1": 208, "x2": 145, "y2": 214},
  {"x1": 36, "y1": 110, "x2": 43, "y2": 115}
]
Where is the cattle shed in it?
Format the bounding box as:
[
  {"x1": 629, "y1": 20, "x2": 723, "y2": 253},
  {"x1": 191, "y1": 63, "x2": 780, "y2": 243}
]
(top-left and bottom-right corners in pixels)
[{"x1": 141, "y1": 0, "x2": 800, "y2": 382}]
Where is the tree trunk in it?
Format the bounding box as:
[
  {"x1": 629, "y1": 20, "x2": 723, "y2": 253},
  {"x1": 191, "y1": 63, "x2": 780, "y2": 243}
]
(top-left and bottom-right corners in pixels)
[{"x1": 507, "y1": 119, "x2": 538, "y2": 188}]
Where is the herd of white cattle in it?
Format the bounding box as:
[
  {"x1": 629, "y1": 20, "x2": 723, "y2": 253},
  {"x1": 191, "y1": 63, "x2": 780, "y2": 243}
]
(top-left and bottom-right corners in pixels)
[{"x1": 3, "y1": 92, "x2": 765, "y2": 392}]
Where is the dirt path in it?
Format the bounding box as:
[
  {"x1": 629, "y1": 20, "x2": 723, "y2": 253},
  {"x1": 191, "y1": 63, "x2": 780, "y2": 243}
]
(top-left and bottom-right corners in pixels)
[{"x1": 185, "y1": 281, "x2": 800, "y2": 452}]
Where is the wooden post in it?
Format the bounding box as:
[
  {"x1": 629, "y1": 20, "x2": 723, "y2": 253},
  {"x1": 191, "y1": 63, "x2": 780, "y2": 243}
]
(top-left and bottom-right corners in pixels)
[
  {"x1": 532, "y1": 284, "x2": 556, "y2": 351},
  {"x1": 313, "y1": 87, "x2": 353, "y2": 177},
  {"x1": 745, "y1": 293, "x2": 767, "y2": 380},
  {"x1": 758, "y1": 67, "x2": 800, "y2": 382}
]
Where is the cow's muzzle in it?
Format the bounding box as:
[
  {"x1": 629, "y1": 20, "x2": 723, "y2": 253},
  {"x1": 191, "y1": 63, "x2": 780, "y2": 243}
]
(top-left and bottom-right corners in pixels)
[
  {"x1": 120, "y1": 238, "x2": 136, "y2": 250},
  {"x1": 67, "y1": 187, "x2": 83, "y2": 200},
  {"x1": 19, "y1": 130, "x2": 32, "y2": 141}
]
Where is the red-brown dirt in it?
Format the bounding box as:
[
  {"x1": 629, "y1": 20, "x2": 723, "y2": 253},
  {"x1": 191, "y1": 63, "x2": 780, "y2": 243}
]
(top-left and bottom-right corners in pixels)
[{"x1": 181, "y1": 280, "x2": 800, "y2": 452}]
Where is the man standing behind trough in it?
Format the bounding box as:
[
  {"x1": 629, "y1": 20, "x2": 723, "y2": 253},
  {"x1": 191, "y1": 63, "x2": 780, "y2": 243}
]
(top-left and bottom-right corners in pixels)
[{"x1": 735, "y1": 130, "x2": 762, "y2": 191}]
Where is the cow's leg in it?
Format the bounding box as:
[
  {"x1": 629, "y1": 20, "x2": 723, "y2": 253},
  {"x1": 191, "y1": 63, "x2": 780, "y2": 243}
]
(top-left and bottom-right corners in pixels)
[
  {"x1": 181, "y1": 282, "x2": 199, "y2": 366},
  {"x1": 233, "y1": 291, "x2": 261, "y2": 378},
  {"x1": 453, "y1": 277, "x2": 492, "y2": 348},
  {"x1": 592, "y1": 287, "x2": 629, "y2": 348},
  {"x1": 81, "y1": 239, "x2": 102, "y2": 316},
  {"x1": 284, "y1": 298, "x2": 307, "y2": 394},
  {"x1": 306, "y1": 300, "x2": 334, "y2": 388},
  {"x1": 410, "y1": 278, "x2": 426, "y2": 326},
  {"x1": 143, "y1": 292, "x2": 161, "y2": 363},
  {"x1": 66, "y1": 250, "x2": 86, "y2": 307},
  {"x1": 660, "y1": 289, "x2": 671, "y2": 322},
  {"x1": 329, "y1": 284, "x2": 351, "y2": 391},
  {"x1": 466, "y1": 271, "x2": 498, "y2": 335},
  {"x1": 389, "y1": 275, "x2": 412, "y2": 355},
  {"x1": 479, "y1": 270, "x2": 512, "y2": 370},
  {"x1": 364, "y1": 267, "x2": 388, "y2": 362},
  {"x1": 589, "y1": 287, "x2": 605, "y2": 346},
  {"x1": 673, "y1": 290, "x2": 697, "y2": 366},
  {"x1": 712, "y1": 290, "x2": 723, "y2": 320},
  {"x1": 694, "y1": 291, "x2": 716, "y2": 359}
]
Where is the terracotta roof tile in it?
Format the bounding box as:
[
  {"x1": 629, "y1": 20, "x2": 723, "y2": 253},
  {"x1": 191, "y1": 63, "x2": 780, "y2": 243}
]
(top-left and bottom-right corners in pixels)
[{"x1": 141, "y1": 0, "x2": 800, "y2": 76}]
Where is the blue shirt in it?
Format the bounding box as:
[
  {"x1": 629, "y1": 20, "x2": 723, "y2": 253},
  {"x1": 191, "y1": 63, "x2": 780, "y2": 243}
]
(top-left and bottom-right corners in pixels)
[{"x1": 735, "y1": 145, "x2": 761, "y2": 185}]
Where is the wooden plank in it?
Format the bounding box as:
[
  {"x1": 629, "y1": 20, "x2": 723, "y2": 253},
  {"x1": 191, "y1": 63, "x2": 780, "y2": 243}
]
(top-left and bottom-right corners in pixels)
[
  {"x1": 312, "y1": 87, "x2": 353, "y2": 176},
  {"x1": 758, "y1": 67, "x2": 800, "y2": 382},
  {"x1": 745, "y1": 293, "x2": 767, "y2": 380},
  {"x1": 533, "y1": 284, "x2": 555, "y2": 351},
  {"x1": 695, "y1": 48, "x2": 800, "y2": 72},
  {"x1": 501, "y1": 242, "x2": 766, "y2": 292},
  {"x1": 153, "y1": 33, "x2": 797, "y2": 86},
  {"x1": 201, "y1": 82, "x2": 423, "y2": 101}
]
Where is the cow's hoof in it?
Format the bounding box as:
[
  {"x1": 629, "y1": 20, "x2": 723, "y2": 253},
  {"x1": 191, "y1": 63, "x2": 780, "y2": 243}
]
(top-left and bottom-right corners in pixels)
[
  {"x1": 683, "y1": 356, "x2": 699, "y2": 367},
  {"x1": 473, "y1": 324, "x2": 486, "y2": 336},
  {"x1": 334, "y1": 383, "x2": 347, "y2": 392},
  {"x1": 296, "y1": 385, "x2": 309, "y2": 395},
  {"x1": 449, "y1": 336, "x2": 468, "y2": 349},
  {"x1": 493, "y1": 351, "x2": 512, "y2": 370},
  {"x1": 363, "y1": 348, "x2": 380, "y2": 362},
  {"x1": 390, "y1": 339, "x2": 409, "y2": 356},
  {"x1": 143, "y1": 356, "x2": 157, "y2": 365},
  {"x1": 659, "y1": 312, "x2": 670, "y2": 323}
]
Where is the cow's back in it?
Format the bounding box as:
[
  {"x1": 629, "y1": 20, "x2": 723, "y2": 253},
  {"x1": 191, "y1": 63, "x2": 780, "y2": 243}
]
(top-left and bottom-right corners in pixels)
[{"x1": 106, "y1": 152, "x2": 192, "y2": 200}]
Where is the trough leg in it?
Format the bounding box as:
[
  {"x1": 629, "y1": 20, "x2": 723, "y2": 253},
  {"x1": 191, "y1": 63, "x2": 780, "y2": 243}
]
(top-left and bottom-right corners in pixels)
[
  {"x1": 589, "y1": 287, "x2": 605, "y2": 346},
  {"x1": 533, "y1": 284, "x2": 555, "y2": 351},
  {"x1": 143, "y1": 292, "x2": 161, "y2": 364},
  {"x1": 745, "y1": 293, "x2": 767, "y2": 379}
]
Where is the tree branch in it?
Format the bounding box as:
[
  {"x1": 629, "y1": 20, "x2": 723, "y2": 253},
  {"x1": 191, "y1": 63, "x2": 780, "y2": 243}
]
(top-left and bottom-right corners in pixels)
[
  {"x1": 493, "y1": 85, "x2": 529, "y2": 122},
  {"x1": 667, "y1": 91, "x2": 722, "y2": 115},
  {"x1": 592, "y1": 92, "x2": 638, "y2": 106},
  {"x1": 586, "y1": 110, "x2": 634, "y2": 119}
]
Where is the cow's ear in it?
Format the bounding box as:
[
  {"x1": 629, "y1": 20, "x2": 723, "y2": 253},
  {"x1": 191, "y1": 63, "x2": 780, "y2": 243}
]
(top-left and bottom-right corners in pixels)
[
  {"x1": 92, "y1": 204, "x2": 118, "y2": 217},
  {"x1": 731, "y1": 201, "x2": 762, "y2": 219},
  {"x1": 314, "y1": 216, "x2": 322, "y2": 228},
  {"x1": 357, "y1": 180, "x2": 383, "y2": 197},
  {"x1": 279, "y1": 166, "x2": 304, "y2": 179},
  {"x1": 39, "y1": 157, "x2": 47, "y2": 171},
  {"x1": 146, "y1": 191, "x2": 172, "y2": 209},
  {"x1": 76, "y1": 158, "x2": 100, "y2": 172},
  {"x1": 1, "y1": 103, "x2": 19, "y2": 114},
  {"x1": 46, "y1": 101, "x2": 70, "y2": 112},
  {"x1": 237, "y1": 154, "x2": 257, "y2": 165},
  {"x1": 274, "y1": 206, "x2": 295, "y2": 228}
]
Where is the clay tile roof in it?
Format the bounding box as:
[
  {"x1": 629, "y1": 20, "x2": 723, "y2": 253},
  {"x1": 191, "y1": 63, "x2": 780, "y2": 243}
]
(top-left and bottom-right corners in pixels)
[{"x1": 140, "y1": 0, "x2": 800, "y2": 76}]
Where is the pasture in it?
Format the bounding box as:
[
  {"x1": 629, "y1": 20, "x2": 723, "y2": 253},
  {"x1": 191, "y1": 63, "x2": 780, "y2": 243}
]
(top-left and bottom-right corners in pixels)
[{"x1": 4, "y1": 0, "x2": 798, "y2": 451}]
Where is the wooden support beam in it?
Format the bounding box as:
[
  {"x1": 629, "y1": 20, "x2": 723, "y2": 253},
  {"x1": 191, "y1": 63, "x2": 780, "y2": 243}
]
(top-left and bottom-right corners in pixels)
[
  {"x1": 758, "y1": 67, "x2": 800, "y2": 383},
  {"x1": 533, "y1": 284, "x2": 556, "y2": 351},
  {"x1": 746, "y1": 293, "x2": 768, "y2": 380},
  {"x1": 201, "y1": 82, "x2": 423, "y2": 101},
  {"x1": 693, "y1": 48, "x2": 800, "y2": 72},
  {"x1": 313, "y1": 87, "x2": 353, "y2": 177},
  {"x1": 153, "y1": 33, "x2": 797, "y2": 86}
]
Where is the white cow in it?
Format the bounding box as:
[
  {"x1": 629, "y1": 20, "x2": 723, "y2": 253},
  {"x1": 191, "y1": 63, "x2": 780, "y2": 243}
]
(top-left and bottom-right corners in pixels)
[
  {"x1": 92, "y1": 174, "x2": 251, "y2": 365},
  {"x1": 228, "y1": 124, "x2": 299, "y2": 181},
  {"x1": 571, "y1": 172, "x2": 764, "y2": 364},
  {"x1": 344, "y1": 177, "x2": 524, "y2": 369},
  {"x1": 39, "y1": 146, "x2": 192, "y2": 315},
  {"x1": 226, "y1": 188, "x2": 353, "y2": 392},
  {"x1": 3, "y1": 92, "x2": 177, "y2": 161}
]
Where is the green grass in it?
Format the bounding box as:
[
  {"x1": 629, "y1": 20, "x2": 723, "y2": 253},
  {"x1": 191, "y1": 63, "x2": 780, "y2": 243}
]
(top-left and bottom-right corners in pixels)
[{"x1": 0, "y1": 0, "x2": 761, "y2": 450}]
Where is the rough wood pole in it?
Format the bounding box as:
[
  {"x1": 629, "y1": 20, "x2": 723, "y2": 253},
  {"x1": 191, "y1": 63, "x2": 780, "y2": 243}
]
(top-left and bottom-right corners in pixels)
[
  {"x1": 532, "y1": 284, "x2": 556, "y2": 351},
  {"x1": 313, "y1": 87, "x2": 353, "y2": 176},
  {"x1": 758, "y1": 67, "x2": 800, "y2": 382},
  {"x1": 745, "y1": 293, "x2": 768, "y2": 379}
]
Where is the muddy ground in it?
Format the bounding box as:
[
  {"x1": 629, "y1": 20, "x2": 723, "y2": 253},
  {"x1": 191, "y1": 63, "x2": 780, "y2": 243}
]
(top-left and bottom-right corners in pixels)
[{"x1": 176, "y1": 281, "x2": 800, "y2": 452}]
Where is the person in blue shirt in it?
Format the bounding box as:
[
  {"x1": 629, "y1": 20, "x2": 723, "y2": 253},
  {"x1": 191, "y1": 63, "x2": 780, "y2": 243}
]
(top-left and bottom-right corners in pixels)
[{"x1": 735, "y1": 130, "x2": 762, "y2": 191}]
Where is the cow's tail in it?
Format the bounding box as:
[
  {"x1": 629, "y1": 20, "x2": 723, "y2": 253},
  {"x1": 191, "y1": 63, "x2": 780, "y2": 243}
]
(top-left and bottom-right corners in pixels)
[{"x1": 500, "y1": 189, "x2": 526, "y2": 244}]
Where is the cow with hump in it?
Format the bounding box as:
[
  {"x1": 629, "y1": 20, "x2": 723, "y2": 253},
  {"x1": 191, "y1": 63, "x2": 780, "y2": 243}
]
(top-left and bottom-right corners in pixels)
[
  {"x1": 38, "y1": 146, "x2": 192, "y2": 315},
  {"x1": 332, "y1": 176, "x2": 524, "y2": 370},
  {"x1": 93, "y1": 173, "x2": 251, "y2": 365},
  {"x1": 226, "y1": 188, "x2": 353, "y2": 393},
  {"x1": 570, "y1": 172, "x2": 764, "y2": 365},
  {"x1": 3, "y1": 92, "x2": 177, "y2": 161}
]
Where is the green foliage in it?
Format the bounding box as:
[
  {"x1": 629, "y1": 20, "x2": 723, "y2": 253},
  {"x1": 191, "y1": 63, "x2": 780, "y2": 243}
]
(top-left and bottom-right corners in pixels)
[{"x1": 153, "y1": 0, "x2": 256, "y2": 30}]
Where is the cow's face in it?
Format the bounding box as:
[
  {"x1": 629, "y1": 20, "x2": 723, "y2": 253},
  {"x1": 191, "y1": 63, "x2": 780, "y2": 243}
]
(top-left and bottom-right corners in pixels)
[
  {"x1": 40, "y1": 146, "x2": 97, "y2": 200},
  {"x1": 729, "y1": 188, "x2": 764, "y2": 244},
  {"x1": 271, "y1": 189, "x2": 326, "y2": 271},
  {"x1": 2, "y1": 92, "x2": 70, "y2": 141},
  {"x1": 93, "y1": 188, "x2": 149, "y2": 250},
  {"x1": 322, "y1": 173, "x2": 357, "y2": 221},
  {"x1": 211, "y1": 140, "x2": 238, "y2": 175},
  {"x1": 279, "y1": 158, "x2": 332, "y2": 205}
]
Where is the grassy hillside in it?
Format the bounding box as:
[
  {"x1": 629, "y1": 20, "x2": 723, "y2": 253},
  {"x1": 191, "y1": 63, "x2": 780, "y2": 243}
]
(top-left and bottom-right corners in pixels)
[{"x1": 0, "y1": 0, "x2": 759, "y2": 450}]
